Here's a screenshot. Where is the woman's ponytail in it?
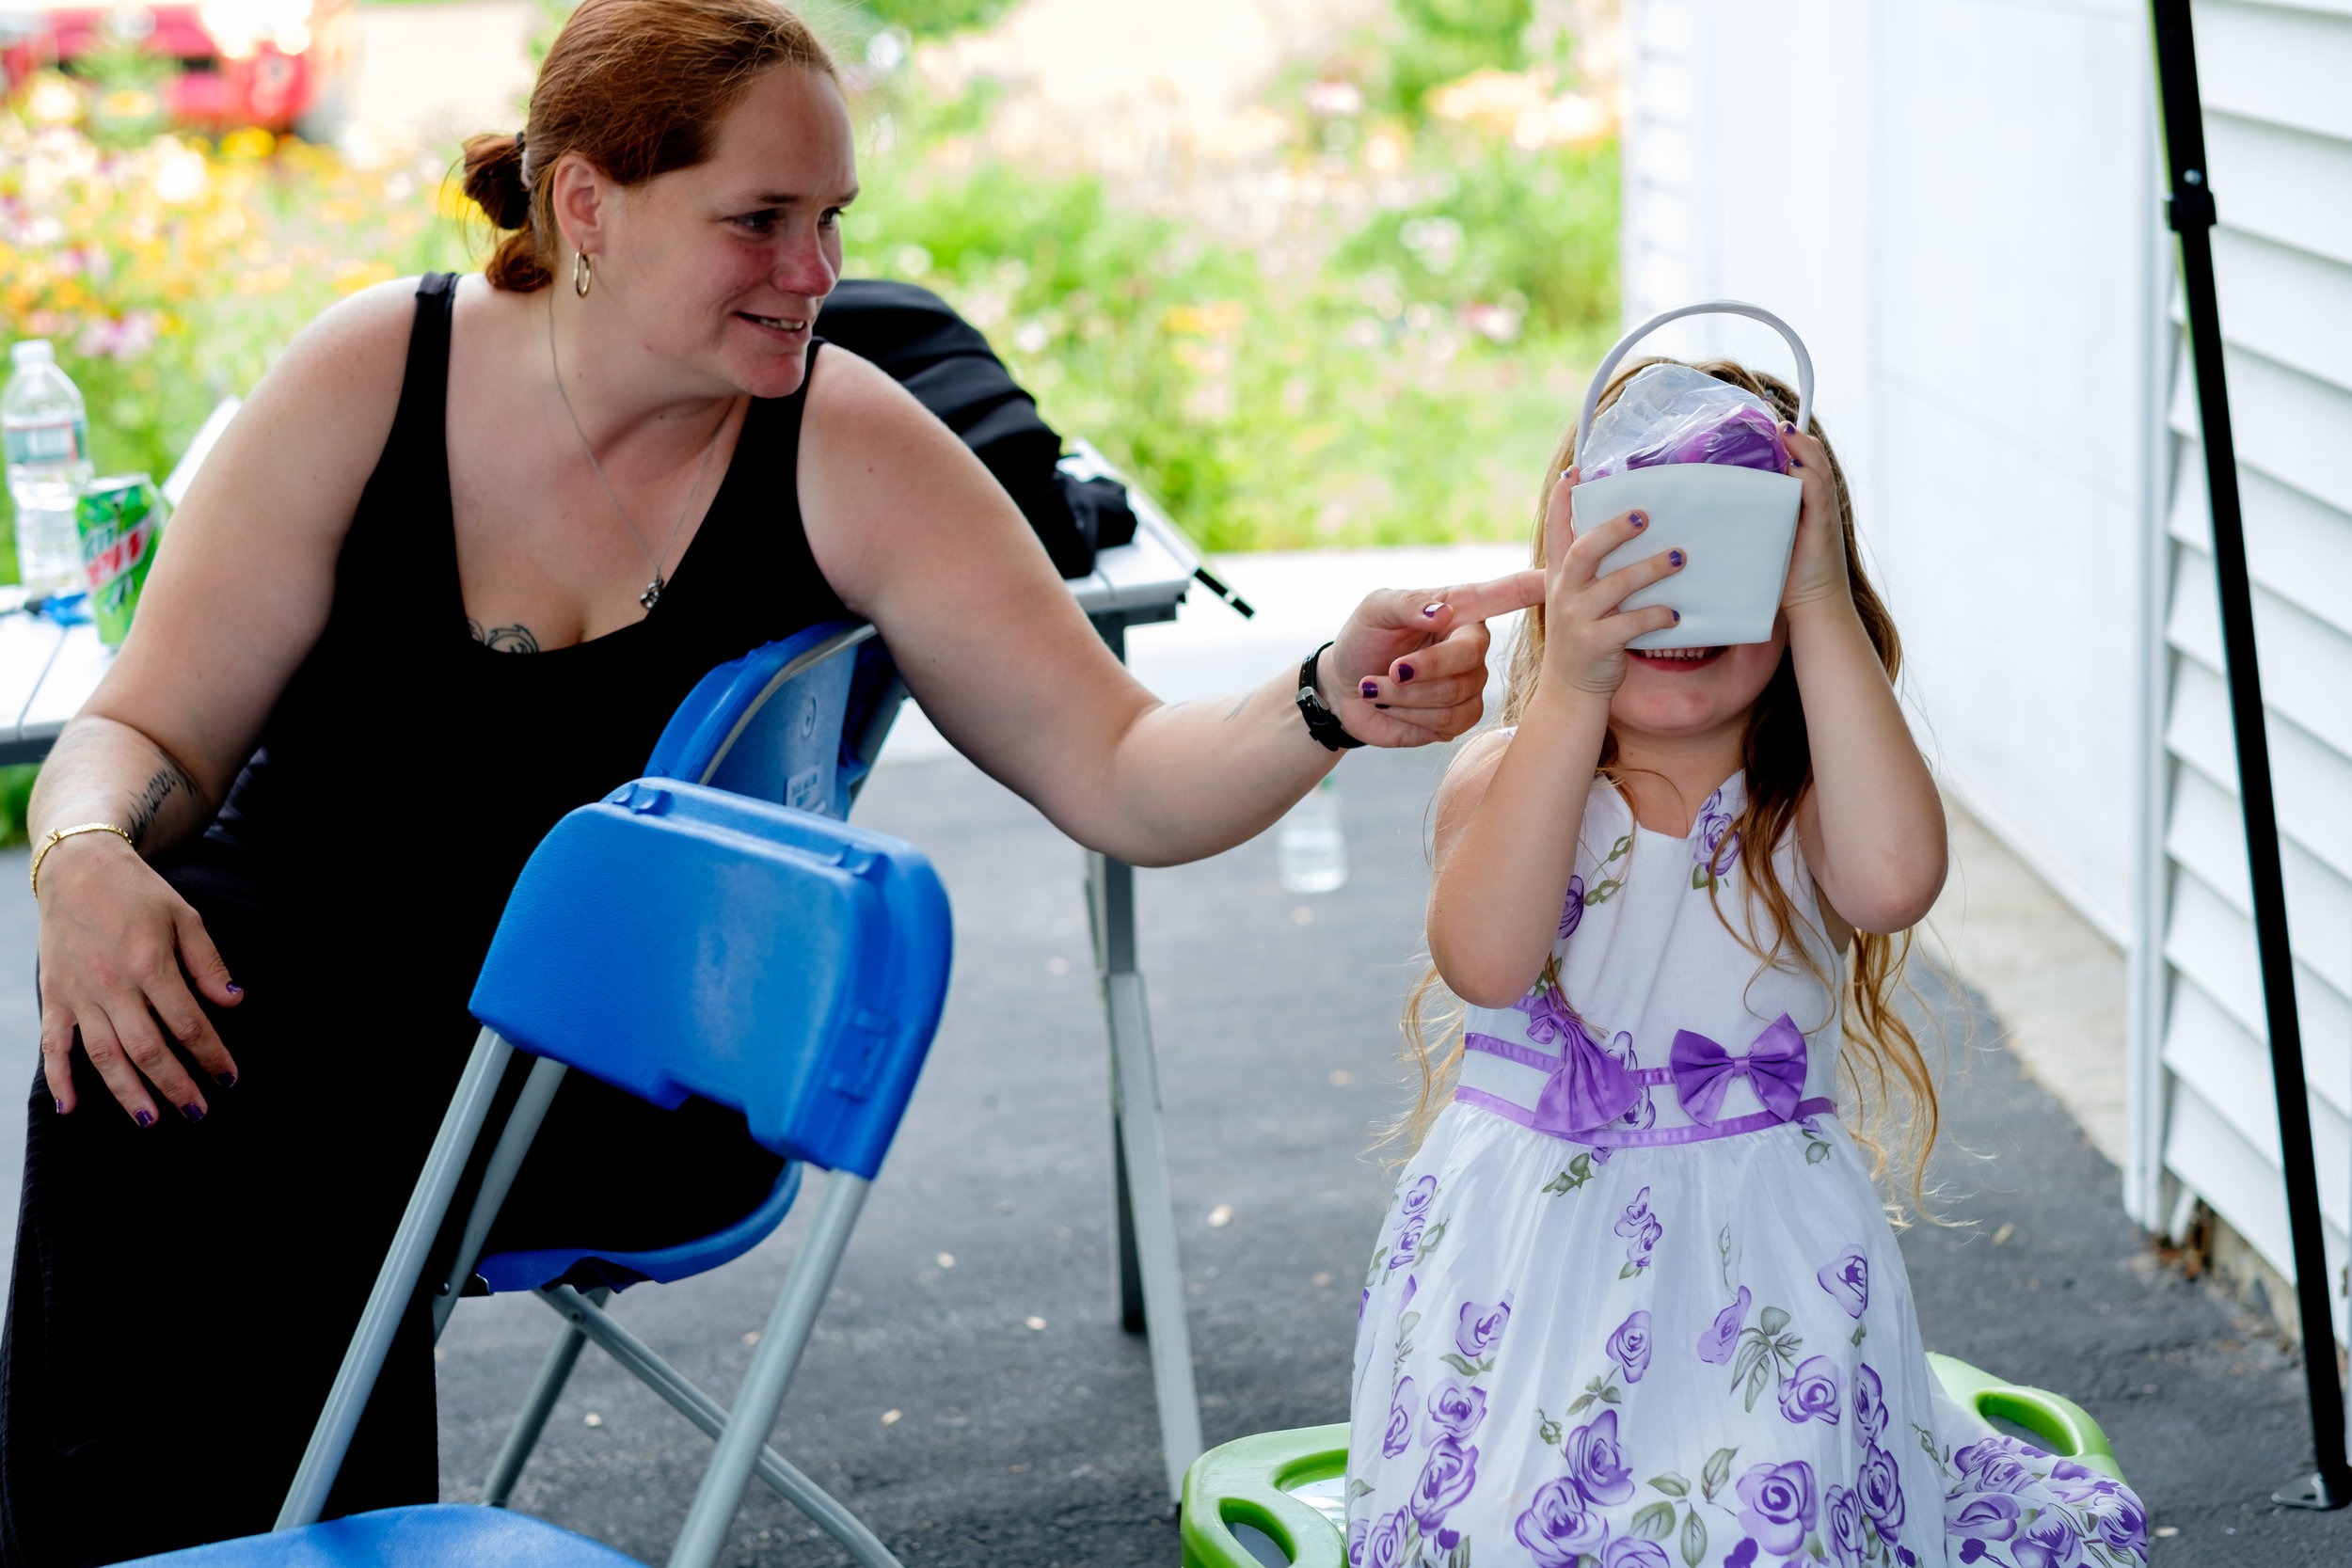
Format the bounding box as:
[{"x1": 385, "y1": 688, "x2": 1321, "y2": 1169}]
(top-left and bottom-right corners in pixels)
[{"x1": 460, "y1": 131, "x2": 552, "y2": 293}]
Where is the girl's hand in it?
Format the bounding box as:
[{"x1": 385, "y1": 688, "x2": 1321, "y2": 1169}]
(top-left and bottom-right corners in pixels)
[
  {"x1": 1538, "y1": 467, "x2": 1687, "y2": 697},
  {"x1": 36, "y1": 832, "x2": 241, "y2": 1127},
  {"x1": 1778, "y1": 424, "x2": 1853, "y2": 618}
]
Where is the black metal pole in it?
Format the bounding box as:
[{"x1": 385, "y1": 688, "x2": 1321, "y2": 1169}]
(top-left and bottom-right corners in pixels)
[{"x1": 2148, "y1": 0, "x2": 2351, "y2": 1511}]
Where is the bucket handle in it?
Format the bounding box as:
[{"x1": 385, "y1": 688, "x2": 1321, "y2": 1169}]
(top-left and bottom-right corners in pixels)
[{"x1": 1575, "y1": 300, "x2": 1815, "y2": 464}]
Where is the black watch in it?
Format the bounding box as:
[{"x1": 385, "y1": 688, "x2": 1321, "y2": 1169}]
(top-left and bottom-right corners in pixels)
[{"x1": 1296, "y1": 641, "x2": 1366, "y2": 751}]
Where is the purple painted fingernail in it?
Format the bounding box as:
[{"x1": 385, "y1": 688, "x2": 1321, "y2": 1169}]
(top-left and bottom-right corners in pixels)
[
  {"x1": 1673, "y1": 610, "x2": 1682, "y2": 623},
  {"x1": 225, "y1": 983, "x2": 242, "y2": 997},
  {"x1": 182, "y1": 1102, "x2": 205, "y2": 1125},
  {"x1": 215, "y1": 1071, "x2": 237, "y2": 1090},
  {"x1": 1397, "y1": 663, "x2": 1416, "y2": 683},
  {"x1": 1422, "y1": 602, "x2": 1445, "y2": 618},
  {"x1": 53, "y1": 1098, "x2": 65, "y2": 1116},
  {"x1": 1782, "y1": 421, "x2": 1796, "y2": 434},
  {"x1": 1668, "y1": 549, "x2": 1686, "y2": 567},
  {"x1": 1360, "y1": 680, "x2": 1379, "y2": 699},
  {"x1": 134, "y1": 1109, "x2": 155, "y2": 1129},
  {"x1": 1629, "y1": 512, "x2": 1646, "y2": 529},
  {"x1": 1790, "y1": 456, "x2": 1803, "y2": 467}
]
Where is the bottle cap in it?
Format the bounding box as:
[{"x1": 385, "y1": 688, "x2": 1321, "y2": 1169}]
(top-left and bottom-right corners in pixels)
[{"x1": 10, "y1": 341, "x2": 56, "y2": 367}]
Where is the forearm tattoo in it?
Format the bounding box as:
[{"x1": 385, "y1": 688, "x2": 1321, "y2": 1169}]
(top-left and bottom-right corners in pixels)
[
  {"x1": 469, "y1": 618, "x2": 542, "y2": 654},
  {"x1": 123, "y1": 754, "x2": 200, "y2": 847}
]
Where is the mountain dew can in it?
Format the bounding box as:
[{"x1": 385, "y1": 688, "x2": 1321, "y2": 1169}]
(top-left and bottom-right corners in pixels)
[{"x1": 74, "y1": 474, "x2": 164, "y2": 646}]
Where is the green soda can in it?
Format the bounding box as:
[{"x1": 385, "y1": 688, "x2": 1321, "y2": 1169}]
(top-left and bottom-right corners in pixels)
[{"x1": 74, "y1": 474, "x2": 166, "y2": 646}]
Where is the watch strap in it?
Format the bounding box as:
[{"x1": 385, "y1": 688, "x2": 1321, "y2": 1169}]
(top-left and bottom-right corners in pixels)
[{"x1": 1296, "y1": 641, "x2": 1366, "y2": 751}]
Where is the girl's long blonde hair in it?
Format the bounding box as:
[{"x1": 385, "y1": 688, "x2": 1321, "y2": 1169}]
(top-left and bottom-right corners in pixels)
[{"x1": 1395, "y1": 356, "x2": 1940, "y2": 1209}]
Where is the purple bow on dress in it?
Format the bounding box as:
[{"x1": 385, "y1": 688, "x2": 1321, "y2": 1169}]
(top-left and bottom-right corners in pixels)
[
  {"x1": 1669, "y1": 1014, "x2": 1807, "y2": 1125},
  {"x1": 1530, "y1": 1024, "x2": 1640, "y2": 1139}
]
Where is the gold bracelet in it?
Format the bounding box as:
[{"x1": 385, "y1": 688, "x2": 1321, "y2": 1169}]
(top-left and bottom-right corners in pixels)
[{"x1": 29, "y1": 822, "x2": 135, "y2": 898}]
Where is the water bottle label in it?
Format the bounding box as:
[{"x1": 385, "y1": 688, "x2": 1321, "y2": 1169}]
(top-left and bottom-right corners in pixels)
[{"x1": 4, "y1": 418, "x2": 87, "y2": 467}]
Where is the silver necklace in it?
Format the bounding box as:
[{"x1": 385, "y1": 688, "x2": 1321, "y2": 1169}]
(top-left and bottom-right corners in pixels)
[{"x1": 546, "y1": 290, "x2": 725, "y2": 610}]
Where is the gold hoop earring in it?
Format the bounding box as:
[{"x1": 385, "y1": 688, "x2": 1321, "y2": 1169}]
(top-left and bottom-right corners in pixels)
[{"x1": 573, "y1": 252, "x2": 593, "y2": 298}]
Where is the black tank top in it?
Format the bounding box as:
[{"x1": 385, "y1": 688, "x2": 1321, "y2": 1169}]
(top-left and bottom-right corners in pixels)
[
  {"x1": 171, "y1": 271, "x2": 846, "y2": 1252},
  {"x1": 201, "y1": 271, "x2": 849, "y2": 959}
]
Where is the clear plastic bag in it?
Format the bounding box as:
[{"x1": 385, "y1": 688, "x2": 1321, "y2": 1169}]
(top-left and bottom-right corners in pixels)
[{"x1": 1579, "y1": 362, "x2": 1788, "y2": 482}]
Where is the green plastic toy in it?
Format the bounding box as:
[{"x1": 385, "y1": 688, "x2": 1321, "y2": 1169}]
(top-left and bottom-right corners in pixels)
[{"x1": 1178, "y1": 1354, "x2": 2126, "y2": 1568}]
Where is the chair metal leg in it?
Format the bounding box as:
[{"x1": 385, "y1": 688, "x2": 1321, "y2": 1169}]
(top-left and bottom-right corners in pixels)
[
  {"x1": 671, "y1": 1172, "x2": 871, "y2": 1568},
  {"x1": 1088, "y1": 849, "x2": 1205, "y2": 1502},
  {"x1": 537, "y1": 1285, "x2": 903, "y2": 1568},
  {"x1": 277, "y1": 1026, "x2": 516, "y2": 1530},
  {"x1": 481, "y1": 1285, "x2": 610, "y2": 1508},
  {"x1": 436, "y1": 1054, "x2": 570, "y2": 1340}
]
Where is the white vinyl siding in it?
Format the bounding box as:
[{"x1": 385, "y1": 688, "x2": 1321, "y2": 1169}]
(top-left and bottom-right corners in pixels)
[{"x1": 2155, "y1": 0, "x2": 2352, "y2": 1348}]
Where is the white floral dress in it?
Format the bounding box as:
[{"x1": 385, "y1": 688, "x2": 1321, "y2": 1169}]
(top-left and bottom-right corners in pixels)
[{"x1": 1346, "y1": 772, "x2": 2147, "y2": 1568}]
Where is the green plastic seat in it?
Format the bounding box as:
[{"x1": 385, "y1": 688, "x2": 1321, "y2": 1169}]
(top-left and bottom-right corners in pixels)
[{"x1": 1178, "y1": 1354, "x2": 2126, "y2": 1568}]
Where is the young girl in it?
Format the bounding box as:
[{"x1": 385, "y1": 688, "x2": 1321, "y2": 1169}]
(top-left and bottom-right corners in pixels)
[{"x1": 1346, "y1": 360, "x2": 2149, "y2": 1568}]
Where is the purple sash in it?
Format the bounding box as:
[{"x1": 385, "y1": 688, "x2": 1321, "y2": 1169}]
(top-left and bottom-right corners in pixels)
[{"x1": 1460, "y1": 1013, "x2": 1830, "y2": 1148}]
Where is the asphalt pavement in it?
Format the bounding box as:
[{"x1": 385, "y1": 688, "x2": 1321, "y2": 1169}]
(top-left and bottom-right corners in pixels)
[{"x1": 2, "y1": 743, "x2": 2347, "y2": 1565}]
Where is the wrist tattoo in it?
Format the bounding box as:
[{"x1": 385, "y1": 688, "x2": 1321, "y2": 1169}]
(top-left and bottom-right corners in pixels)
[
  {"x1": 469, "y1": 618, "x2": 542, "y2": 654},
  {"x1": 124, "y1": 755, "x2": 199, "y2": 847}
]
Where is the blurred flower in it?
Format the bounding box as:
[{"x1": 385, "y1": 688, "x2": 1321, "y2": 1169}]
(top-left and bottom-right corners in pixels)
[
  {"x1": 1303, "y1": 79, "x2": 1363, "y2": 118},
  {"x1": 1428, "y1": 68, "x2": 1615, "y2": 150}
]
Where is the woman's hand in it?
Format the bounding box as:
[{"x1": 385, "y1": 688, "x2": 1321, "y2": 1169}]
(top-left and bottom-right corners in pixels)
[
  {"x1": 1536, "y1": 467, "x2": 1687, "y2": 698},
  {"x1": 1777, "y1": 424, "x2": 1852, "y2": 619},
  {"x1": 1325, "y1": 572, "x2": 1545, "y2": 747},
  {"x1": 35, "y1": 826, "x2": 241, "y2": 1129}
]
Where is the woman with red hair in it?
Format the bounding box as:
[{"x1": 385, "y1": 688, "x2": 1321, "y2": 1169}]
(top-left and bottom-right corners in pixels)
[{"x1": 0, "y1": 2, "x2": 1534, "y2": 1559}]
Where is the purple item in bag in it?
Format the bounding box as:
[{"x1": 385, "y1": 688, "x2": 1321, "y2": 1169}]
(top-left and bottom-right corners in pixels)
[{"x1": 1580, "y1": 363, "x2": 1789, "y2": 483}]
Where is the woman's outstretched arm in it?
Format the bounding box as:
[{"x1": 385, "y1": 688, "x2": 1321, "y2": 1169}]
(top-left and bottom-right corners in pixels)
[
  {"x1": 1778, "y1": 425, "x2": 1946, "y2": 933},
  {"x1": 801, "y1": 349, "x2": 1546, "y2": 867}
]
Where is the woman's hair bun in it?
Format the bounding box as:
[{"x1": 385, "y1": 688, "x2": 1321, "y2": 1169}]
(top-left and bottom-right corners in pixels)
[{"x1": 460, "y1": 131, "x2": 534, "y2": 231}]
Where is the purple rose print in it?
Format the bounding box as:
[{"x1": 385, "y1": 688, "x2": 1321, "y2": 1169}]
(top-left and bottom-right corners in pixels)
[
  {"x1": 2095, "y1": 1490, "x2": 2149, "y2": 1555},
  {"x1": 1734, "y1": 1459, "x2": 1818, "y2": 1557},
  {"x1": 1613, "y1": 1187, "x2": 1662, "y2": 1272},
  {"x1": 1697, "y1": 1285, "x2": 1752, "y2": 1364},
  {"x1": 1424, "y1": 1379, "x2": 1486, "y2": 1444},
  {"x1": 1358, "y1": 1287, "x2": 1368, "y2": 1326},
  {"x1": 1851, "y1": 1362, "x2": 1887, "y2": 1444},
  {"x1": 1347, "y1": 1515, "x2": 1368, "y2": 1567},
  {"x1": 1820, "y1": 1483, "x2": 1867, "y2": 1568},
  {"x1": 1857, "y1": 1442, "x2": 1906, "y2": 1533},
  {"x1": 1954, "y1": 1437, "x2": 2033, "y2": 1497},
  {"x1": 2008, "y1": 1509, "x2": 2088, "y2": 1568},
  {"x1": 1513, "y1": 1477, "x2": 1607, "y2": 1567},
  {"x1": 1818, "y1": 1246, "x2": 1869, "y2": 1318},
  {"x1": 1381, "y1": 1377, "x2": 1416, "y2": 1458},
  {"x1": 1455, "y1": 1293, "x2": 1512, "y2": 1358},
  {"x1": 1400, "y1": 1174, "x2": 1438, "y2": 1218},
  {"x1": 1723, "y1": 1541, "x2": 1758, "y2": 1568},
  {"x1": 1778, "y1": 1354, "x2": 1841, "y2": 1425},
  {"x1": 1398, "y1": 1274, "x2": 1417, "y2": 1317},
  {"x1": 1606, "y1": 1309, "x2": 1654, "y2": 1383},
  {"x1": 1560, "y1": 875, "x2": 1585, "y2": 940},
  {"x1": 1601, "y1": 1539, "x2": 1671, "y2": 1568},
  {"x1": 1409, "y1": 1436, "x2": 1479, "y2": 1531},
  {"x1": 1949, "y1": 1492, "x2": 2022, "y2": 1543},
  {"x1": 1694, "y1": 787, "x2": 1740, "y2": 877},
  {"x1": 1388, "y1": 1214, "x2": 1423, "y2": 1270},
  {"x1": 1822, "y1": 1482, "x2": 1867, "y2": 1568},
  {"x1": 1562, "y1": 1407, "x2": 1635, "y2": 1505},
  {"x1": 1361, "y1": 1507, "x2": 1411, "y2": 1568}
]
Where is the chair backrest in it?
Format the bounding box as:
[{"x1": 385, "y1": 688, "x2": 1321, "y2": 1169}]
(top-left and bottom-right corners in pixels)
[
  {"x1": 468, "y1": 780, "x2": 952, "y2": 1180},
  {"x1": 646, "y1": 620, "x2": 906, "y2": 818}
]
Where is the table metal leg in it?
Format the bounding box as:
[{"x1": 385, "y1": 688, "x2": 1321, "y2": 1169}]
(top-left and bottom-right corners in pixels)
[{"x1": 1089, "y1": 848, "x2": 1204, "y2": 1501}]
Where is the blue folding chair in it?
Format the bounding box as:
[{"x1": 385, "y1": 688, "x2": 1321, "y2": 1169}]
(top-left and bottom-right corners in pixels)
[{"x1": 133, "y1": 776, "x2": 949, "y2": 1567}]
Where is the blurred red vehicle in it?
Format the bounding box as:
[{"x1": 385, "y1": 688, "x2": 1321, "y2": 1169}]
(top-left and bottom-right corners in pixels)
[{"x1": 1, "y1": 1, "x2": 356, "y2": 134}]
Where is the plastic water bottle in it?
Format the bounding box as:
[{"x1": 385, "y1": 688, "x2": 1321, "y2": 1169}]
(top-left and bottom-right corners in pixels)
[
  {"x1": 1279, "y1": 773, "x2": 1349, "y2": 894},
  {"x1": 4, "y1": 341, "x2": 95, "y2": 597}
]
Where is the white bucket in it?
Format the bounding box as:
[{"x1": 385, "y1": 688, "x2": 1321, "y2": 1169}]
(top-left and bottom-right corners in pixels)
[{"x1": 1566, "y1": 300, "x2": 1815, "y2": 650}]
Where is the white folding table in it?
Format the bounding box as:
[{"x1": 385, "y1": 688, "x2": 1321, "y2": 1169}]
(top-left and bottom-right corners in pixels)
[{"x1": 0, "y1": 437, "x2": 1221, "y2": 1500}]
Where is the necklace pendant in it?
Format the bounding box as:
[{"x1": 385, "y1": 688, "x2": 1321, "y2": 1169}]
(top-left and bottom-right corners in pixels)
[{"x1": 640, "y1": 575, "x2": 664, "y2": 610}]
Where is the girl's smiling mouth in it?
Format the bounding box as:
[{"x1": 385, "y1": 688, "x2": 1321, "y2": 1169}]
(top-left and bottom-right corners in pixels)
[
  {"x1": 1630, "y1": 645, "x2": 1728, "y2": 669},
  {"x1": 736, "y1": 310, "x2": 810, "y2": 337}
]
